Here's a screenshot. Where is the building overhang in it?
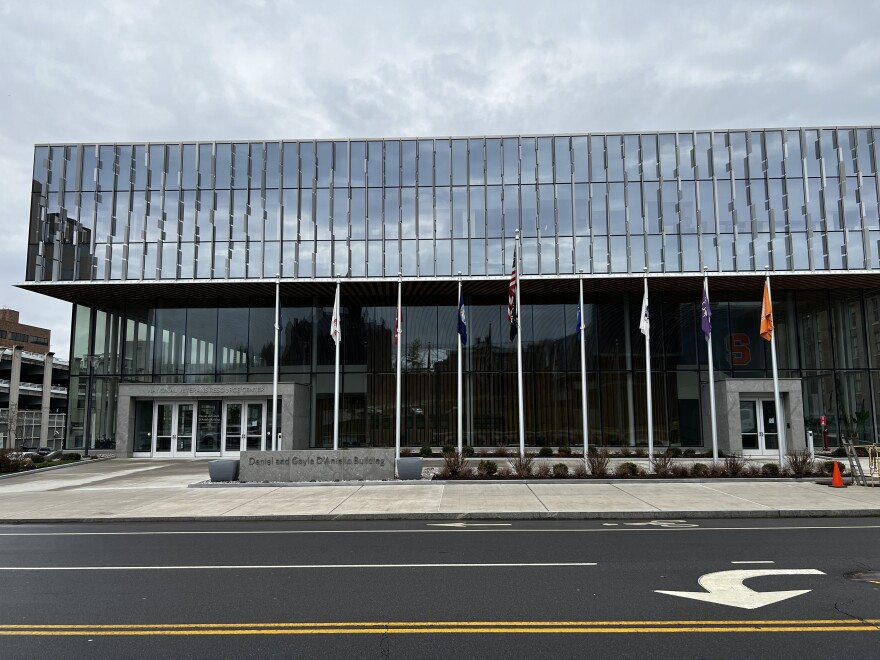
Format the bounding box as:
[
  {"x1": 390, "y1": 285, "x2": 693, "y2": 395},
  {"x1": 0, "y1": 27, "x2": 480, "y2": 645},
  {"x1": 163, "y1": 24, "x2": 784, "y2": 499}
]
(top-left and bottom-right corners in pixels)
[{"x1": 16, "y1": 270, "x2": 880, "y2": 307}]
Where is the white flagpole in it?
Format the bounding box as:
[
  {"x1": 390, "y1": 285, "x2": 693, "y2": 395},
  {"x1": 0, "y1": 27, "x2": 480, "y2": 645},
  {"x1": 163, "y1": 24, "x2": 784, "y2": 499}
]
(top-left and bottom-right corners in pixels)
[
  {"x1": 515, "y1": 231, "x2": 525, "y2": 456},
  {"x1": 395, "y1": 274, "x2": 402, "y2": 460},
  {"x1": 272, "y1": 273, "x2": 280, "y2": 451},
  {"x1": 766, "y1": 274, "x2": 785, "y2": 465},
  {"x1": 643, "y1": 272, "x2": 654, "y2": 466},
  {"x1": 704, "y1": 272, "x2": 719, "y2": 466},
  {"x1": 457, "y1": 276, "x2": 463, "y2": 454},
  {"x1": 332, "y1": 279, "x2": 341, "y2": 451},
  {"x1": 579, "y1": 272, "x2": 588, "y2": 471}
]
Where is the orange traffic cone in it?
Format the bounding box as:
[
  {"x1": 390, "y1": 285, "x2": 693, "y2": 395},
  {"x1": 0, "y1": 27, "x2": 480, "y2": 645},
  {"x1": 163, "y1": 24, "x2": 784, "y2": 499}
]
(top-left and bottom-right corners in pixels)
[{"x1": 831, "y1": 461, "x2": 845, "y2": 488}]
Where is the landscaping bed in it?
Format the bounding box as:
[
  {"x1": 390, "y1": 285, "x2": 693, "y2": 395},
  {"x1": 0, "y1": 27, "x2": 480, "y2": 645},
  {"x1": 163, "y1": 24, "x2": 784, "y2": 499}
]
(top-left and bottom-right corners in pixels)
[
  {"x1": 0, "y1": 450, "x2": 90, "y2": 475},
  {"x1": 414, "y1": 447, "x2": 847, "y2": 481}
]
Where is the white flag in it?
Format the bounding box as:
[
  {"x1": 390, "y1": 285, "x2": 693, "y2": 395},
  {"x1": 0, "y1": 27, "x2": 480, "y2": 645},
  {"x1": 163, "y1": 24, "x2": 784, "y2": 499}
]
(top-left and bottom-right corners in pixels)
[
  {"x1": 330, "y1": 283, "x2": 341, "y2": 345},
  {"x1": 639, "y1": 278, "x2": 650, "y2": 337}
]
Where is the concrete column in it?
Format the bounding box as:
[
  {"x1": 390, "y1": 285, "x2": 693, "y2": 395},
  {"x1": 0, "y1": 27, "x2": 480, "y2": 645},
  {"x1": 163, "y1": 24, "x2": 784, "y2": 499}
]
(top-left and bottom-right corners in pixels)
[
  {"x1": 8, "y1": 346, "x2": 22, "y2": 449},
  {"x1": 39, "y1": 352, "x2": 54, "y2": 448}
]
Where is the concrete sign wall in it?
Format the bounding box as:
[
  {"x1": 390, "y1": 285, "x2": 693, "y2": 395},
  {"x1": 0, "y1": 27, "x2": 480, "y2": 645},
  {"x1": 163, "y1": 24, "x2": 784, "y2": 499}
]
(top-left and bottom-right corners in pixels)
[{"x1": 240, "y1": 449, "x2": 395, "y2": 482}]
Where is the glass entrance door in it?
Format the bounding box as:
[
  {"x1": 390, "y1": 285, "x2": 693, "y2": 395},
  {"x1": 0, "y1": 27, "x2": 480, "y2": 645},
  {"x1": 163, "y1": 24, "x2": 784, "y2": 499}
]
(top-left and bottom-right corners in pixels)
[
  {"x1": 222, "y1": 401, "x2": 265, "y2": 454},
  {"x1": 740, "y1": 399, "x2": 778, "y2": 453},
  {"x1": 153, "y1": 402, "x2": 195, "y2": 458}
]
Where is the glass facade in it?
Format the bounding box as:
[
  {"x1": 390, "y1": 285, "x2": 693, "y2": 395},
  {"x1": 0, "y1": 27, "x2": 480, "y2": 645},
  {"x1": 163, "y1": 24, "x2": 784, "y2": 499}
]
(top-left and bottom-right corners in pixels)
[
  {"x1": 26, "y1": 128, "x2": 880, "y2": 283},
  {"x1": 22, "y1": 127, "x2": 880, "y2": 452}
]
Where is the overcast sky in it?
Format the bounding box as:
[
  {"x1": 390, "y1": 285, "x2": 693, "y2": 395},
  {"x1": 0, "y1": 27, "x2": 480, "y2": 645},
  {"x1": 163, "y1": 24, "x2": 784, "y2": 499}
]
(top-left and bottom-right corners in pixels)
[{"x1": 1, "y1": 0, "x2": 878, "y2": 359}]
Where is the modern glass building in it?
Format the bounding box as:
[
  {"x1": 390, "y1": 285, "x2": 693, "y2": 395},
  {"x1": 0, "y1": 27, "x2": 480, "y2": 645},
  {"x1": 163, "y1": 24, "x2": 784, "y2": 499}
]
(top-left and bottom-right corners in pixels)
[{"x1": 18, "y1": 127, "x2": 880, "y2": 458}]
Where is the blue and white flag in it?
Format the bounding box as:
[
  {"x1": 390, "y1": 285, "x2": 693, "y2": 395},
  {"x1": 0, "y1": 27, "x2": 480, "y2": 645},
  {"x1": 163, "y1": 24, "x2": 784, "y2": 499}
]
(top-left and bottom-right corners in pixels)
[
  {"x1": 457, "y1": 290, "x2": 468, "y2": 346},
  {"x1": 639, "y1": 278, "x2": 650, "y2": 337},
  {"x1": 576, "y1": 303, "x2": 582, "y2": 337}
]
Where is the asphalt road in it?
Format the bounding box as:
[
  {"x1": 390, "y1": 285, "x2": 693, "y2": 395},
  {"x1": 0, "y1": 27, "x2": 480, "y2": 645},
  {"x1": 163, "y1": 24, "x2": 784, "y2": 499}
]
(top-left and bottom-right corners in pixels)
[{"x1": 0, "y1": 518, "x2": 878, "y2": 659}]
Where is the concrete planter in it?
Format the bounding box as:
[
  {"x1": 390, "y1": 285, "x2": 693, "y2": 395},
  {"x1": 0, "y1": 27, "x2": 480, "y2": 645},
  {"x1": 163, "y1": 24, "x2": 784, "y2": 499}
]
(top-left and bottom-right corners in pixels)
[
  {"x1": 396, "y1": 457, "x2": 423, "y2": 480},
  {"x1": 208, "y1": 459, "x2": 240, "y2": 482}
]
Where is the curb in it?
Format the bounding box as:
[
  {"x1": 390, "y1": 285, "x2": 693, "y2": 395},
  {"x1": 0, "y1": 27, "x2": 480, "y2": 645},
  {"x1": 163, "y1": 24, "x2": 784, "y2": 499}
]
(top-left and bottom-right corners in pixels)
[
  {"x1": 1, "y1": 509, "x2": 880, "y2": 524},
  {"x1": 187, "y1": 476, "x2": 853, "y2": 487}
]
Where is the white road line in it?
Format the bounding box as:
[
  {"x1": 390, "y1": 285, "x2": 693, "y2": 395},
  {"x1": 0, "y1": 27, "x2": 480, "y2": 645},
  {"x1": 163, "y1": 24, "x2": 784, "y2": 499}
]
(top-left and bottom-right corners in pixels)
[
  {"x1": 1, "y1": 524, "x2": 879, "y2": 537},
  {"x1": 731, "y1": 561, "x2": 775, "y2": 564},
  {"x1": 0, "y1": 562, "x2": 597, "y2": 571}
]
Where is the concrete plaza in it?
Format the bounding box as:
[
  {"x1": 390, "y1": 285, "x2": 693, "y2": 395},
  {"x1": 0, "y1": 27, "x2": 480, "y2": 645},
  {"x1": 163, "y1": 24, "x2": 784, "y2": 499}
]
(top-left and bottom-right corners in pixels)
[{"x1": 2, "y1": 459, "x2": 880, "y2": 522}]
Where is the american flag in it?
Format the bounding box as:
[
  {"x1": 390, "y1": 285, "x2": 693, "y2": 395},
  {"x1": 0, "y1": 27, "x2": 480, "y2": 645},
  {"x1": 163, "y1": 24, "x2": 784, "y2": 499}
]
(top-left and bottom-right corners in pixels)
[{"x1": 508, "y1": 244, "x2": 518, "y2": 340}]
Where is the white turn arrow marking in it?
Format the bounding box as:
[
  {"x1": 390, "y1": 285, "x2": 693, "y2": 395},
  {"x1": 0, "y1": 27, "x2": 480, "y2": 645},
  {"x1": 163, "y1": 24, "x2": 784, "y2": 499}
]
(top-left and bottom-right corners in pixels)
[
  {"x1": 428, "y1": 523, "x2": 513, "y2": 528},
  {"x1": 655, "y1": 569, "x2": 825, "y2": 610}
]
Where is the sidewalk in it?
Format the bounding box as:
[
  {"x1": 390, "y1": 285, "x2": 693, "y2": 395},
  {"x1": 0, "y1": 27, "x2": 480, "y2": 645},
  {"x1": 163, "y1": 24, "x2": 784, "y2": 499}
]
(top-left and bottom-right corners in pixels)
[{"x1": 1, "y1": 459, "x2": 880, "y2": 523}]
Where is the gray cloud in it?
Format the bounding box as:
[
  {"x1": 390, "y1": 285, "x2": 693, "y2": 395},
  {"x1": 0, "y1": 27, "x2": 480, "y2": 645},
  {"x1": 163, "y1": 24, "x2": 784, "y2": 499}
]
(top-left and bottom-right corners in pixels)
[{"x1": 1, "y1": 0, "x2": 878, "y2": 358}]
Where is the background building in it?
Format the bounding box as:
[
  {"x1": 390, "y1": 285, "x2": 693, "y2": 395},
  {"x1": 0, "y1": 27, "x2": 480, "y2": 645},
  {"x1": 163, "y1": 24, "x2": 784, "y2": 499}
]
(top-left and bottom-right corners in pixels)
[
  {"x1": 0, "y1": 310, "x2": 68, "y2": 449},
  {"x1": 17, "y1": 128, "x2": 880, "y2": 457}
]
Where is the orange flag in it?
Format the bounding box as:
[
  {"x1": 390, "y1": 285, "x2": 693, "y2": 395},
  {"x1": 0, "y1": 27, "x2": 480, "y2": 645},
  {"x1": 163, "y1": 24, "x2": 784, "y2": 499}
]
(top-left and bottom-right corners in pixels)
[{"x1": 760, "y1": 278, "x2": 773, "y2": 341}]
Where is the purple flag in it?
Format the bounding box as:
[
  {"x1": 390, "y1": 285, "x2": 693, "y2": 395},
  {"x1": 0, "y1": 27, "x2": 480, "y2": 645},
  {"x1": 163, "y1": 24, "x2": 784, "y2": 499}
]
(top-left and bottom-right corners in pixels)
[{"x1": 701, "y1": 280, "x2": 712, "y2": 342}]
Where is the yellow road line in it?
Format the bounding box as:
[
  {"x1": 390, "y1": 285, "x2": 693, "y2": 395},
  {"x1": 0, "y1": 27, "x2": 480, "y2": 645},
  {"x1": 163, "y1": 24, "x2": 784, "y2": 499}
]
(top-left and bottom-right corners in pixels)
[
  {"x1": 0, "y1": 621, "x2": 878, "y2": 636},
  {"x1": 1, "y1": 627, "x2": 878, "y2": 636}
]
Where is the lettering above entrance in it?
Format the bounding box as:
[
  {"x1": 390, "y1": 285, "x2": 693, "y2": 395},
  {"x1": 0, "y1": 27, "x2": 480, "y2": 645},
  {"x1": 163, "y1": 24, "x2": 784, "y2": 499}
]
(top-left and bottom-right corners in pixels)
[{"x1": 139, "y1": 385, "x2": 270, "y2": 396}]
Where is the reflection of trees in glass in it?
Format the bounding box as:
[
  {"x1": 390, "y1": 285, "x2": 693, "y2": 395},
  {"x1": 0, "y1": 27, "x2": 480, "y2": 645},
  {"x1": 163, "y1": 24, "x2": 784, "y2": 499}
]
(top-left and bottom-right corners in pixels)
[{"x1": 405, "y1": 338, "x2": 425, "y2": 370}]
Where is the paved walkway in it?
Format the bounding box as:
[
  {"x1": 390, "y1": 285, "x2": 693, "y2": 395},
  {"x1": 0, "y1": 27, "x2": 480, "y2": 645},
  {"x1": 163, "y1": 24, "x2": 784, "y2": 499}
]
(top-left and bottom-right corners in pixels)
[{"x1": 1, "y1": 459, "x2": 880, "y2": 522}]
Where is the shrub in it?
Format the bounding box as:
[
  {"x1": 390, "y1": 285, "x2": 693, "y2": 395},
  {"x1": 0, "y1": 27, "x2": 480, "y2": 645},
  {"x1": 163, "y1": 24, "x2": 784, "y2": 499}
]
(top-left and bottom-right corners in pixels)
[
  {"x1": 587, "y1": 448, "x2": 611, "y2": 477},
  {"x1": 61, "y1": 453, "x2": 81, "y2": 461},
  {"x1": 442, "y1": 444, "x2": 455, "y2": 455},
  {"x1": 477, "y1": 460, "x2": 498, "y2": 477},
  {"x1": 762, "y1": 463, "x2": 781, "y2": 476},
  {"x1": 552, "y1": 463, "x2": 569, "y2": 478},
  {"x1": 785, "y1": 450, "x2": 815, "y2": 477},
  {"x1": 573, "y1": 462, "x2": 588, "y2": 478},
  {"x1": 616, "y1": 461, "x2": 640, "y2": 477},
  {"x1": 723, "y1": 453, "x2": 746, "y2": 476},
  {"x1": 558, "y1": 445, "x2": 572, "y2": 456},
  {"x1": 743, "y1": 464, "x2": 762, "y2": 477},
  {"x1": 682, "y1": 448, "x2": 697, "y2": 458},
  {"x1": 709, "y1": 463, "x2": 727, "y2": 477},
  {"x1": 633, "y1": 447, "x2": 648, "y2": 458},
  {"x1": 691, "y1": 463, "x2": 710, "y2": 477},
  {"x1": 671, "y1": 464, "x2": 690, "y2": 478},
  {"x1": 462, "y1": 445, "x2": 475, "y2": 457},
  {"x1": 650, "y1": 451, "x2": 674, "y2": 477},
  {"x1": 30, "y1": 454, "x2": 46, "y2": 465},
  {"x1": 419, "y1": 445, "x2": 433, "y2": 457},
  {"x1": 666, "y1": 446, "x2": 683, "y2": 458},
  {"x1": 831, "y1": 447, "x2": 847, "y2": 457},
  {"x1": 535, "y1": 462, "x2": 551, "y2": 478},
  {"x1": 497, "y1": 466, "x2": 511, "y2": 477},
  {"x1": 823, "y1": 460, "x2": 846, "y2": 476},
  {"x1": 400, "y1": 447, "x2": 413, "y2": 457},
  {"x1": 493, "y1": 446, "x2": 510, "y2": 458},
  {"x1": 0, "y1": 449, "x2": 25, "y2": 473},
  {"x1": 538, "y1": 446, "x2": 554, "y2": 457},
  {"x1": 509, "y1": 452, "x2": 535, "y2": 477},
  {"x1": 442, "y1": 450, "x2": 467, "y2": 478}
]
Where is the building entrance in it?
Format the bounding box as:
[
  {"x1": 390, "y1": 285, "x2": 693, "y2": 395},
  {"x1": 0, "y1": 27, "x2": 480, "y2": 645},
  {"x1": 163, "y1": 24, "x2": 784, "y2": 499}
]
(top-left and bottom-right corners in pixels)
[
  {"x1": 740, "y1": 398, "x2": 779, "y2": 454},
  {"x1": 153, "y1": 402, "x2": 195, "y2": 457},
  {"x1": 222, "y1": 401, "x2": 266, "y2": 453}
]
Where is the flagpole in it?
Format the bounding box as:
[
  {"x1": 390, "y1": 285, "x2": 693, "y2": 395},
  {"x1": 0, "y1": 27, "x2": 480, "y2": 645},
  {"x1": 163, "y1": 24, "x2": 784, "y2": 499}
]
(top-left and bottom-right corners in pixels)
[
  {"x1": 766, "y1": 274, "x2": 785, "y2": 465},
  {"x1": 704, "y1": 270, "x2": 718, "y2": 466},
  {"x1": 272, "y1": 273, "x2": 280, "y2": 451},
  {"x1": 457, "y1": 274, "x2": 463, "y2": 454},
  {"x1": 515, "y1": 230, "x2": 525, "y2": 456},
  {"x1": 643, "y1": 270, "x2": 654, "y2": 467},
  {"x1": 579, "y1": 271, "x2": 588, "y2": 471},
  {"x1": 395, "y1": 273, "x2": 402, "y2": 460},
  {"x1": 333, "y1": 278, "x2": 341, "y2": 451}
]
